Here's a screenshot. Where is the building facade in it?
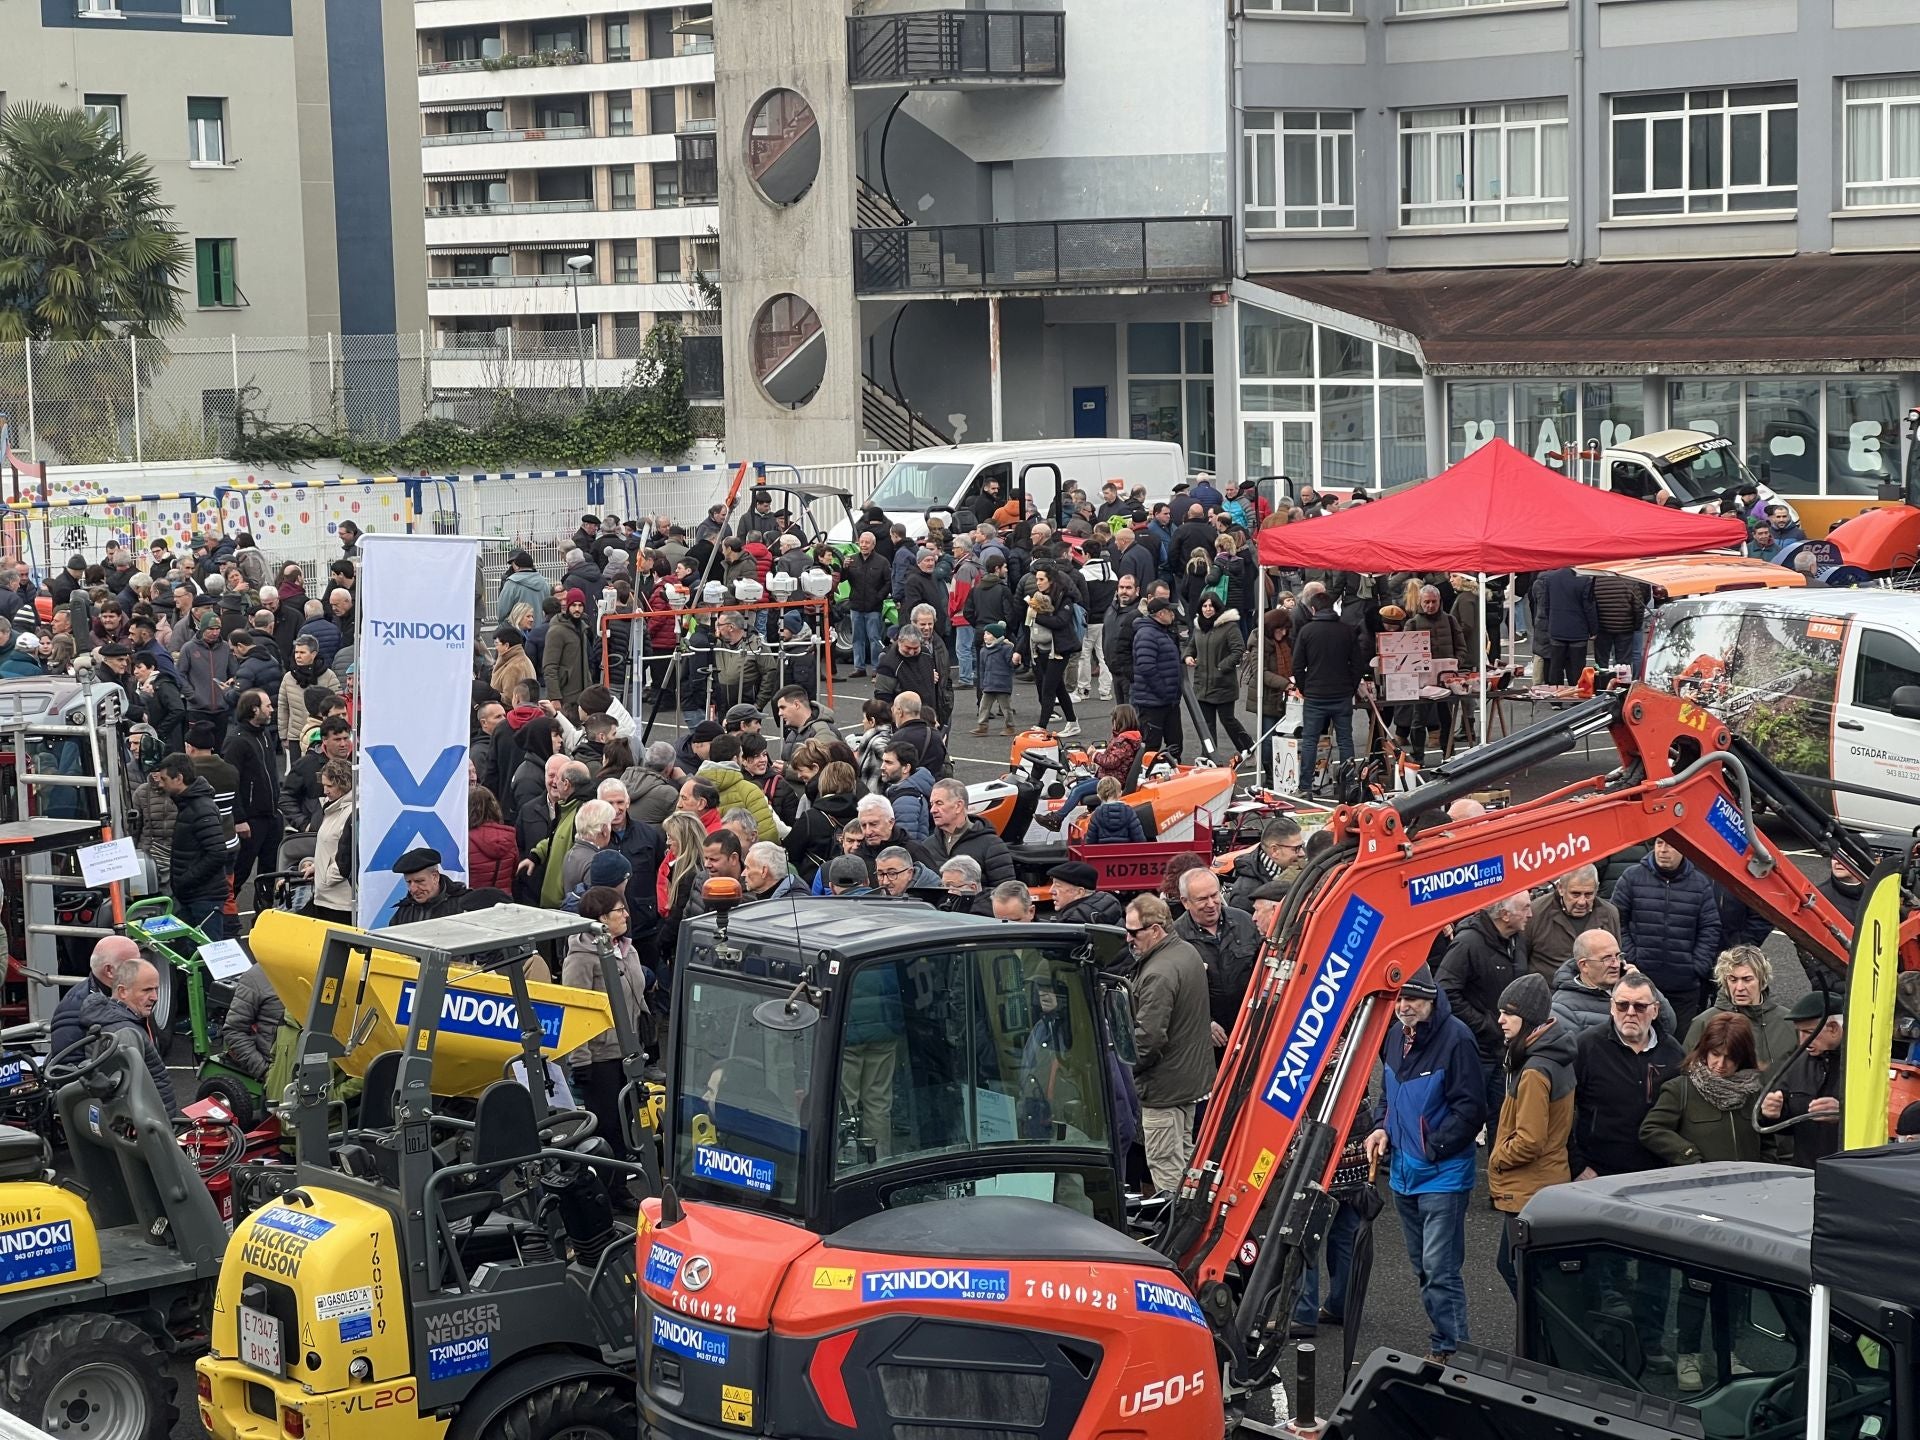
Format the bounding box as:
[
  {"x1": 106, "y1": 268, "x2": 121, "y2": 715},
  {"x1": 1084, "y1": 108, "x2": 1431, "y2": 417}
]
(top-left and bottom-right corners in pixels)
[
  {"x1": 4, "y1": 0, "x2": 425, "y2": 342},
  {"x1": 416, "y1": 0, "x2": 721, "y2": 398},
  {"x1": 717, "y1": 0, "x2": 1235, "y2": 467},
  {"x1": 1226, "y1": 0, "x2": 1920, "y2": 501}
]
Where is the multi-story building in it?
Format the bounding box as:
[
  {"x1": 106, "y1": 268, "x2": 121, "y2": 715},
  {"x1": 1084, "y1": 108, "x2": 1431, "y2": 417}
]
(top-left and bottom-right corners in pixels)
[
  {"x1": 4, "y1": 0, "x2": 426, "y2": 343},
  {"x1": 717, "y1": 0, "x2": 1235, "y2": 467},
  {"x1": 1224, "y1": 0, "x2": 1919, "y2": 497},
  {"x1": 416, "y1": 1, "x2": 722, "y2": 398}
]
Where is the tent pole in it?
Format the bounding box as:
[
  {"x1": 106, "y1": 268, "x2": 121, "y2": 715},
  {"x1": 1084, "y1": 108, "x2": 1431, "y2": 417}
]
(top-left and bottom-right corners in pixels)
[
  {"x1": 1506, "y1": 574, "x2": 1517, "y2": 671},
  {"x1": 1477, "y1": 572, "x2": 1488, "y2": 754},
  {"x1": 1807, "y1": 1283, "x2": 1832, "y2": 1440},
  {"x1": 1254, "y1": 556, "x2": 1266, "y2": 792}
]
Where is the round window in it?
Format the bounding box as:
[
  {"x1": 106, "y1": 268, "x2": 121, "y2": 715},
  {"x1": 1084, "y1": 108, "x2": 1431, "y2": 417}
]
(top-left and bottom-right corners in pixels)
[
  {"x1": 745, "y1": 89, "x2": 820, "y2": 207},
  {"x1": 751, "y1": 294, "x2": 824, "y2": 410}
]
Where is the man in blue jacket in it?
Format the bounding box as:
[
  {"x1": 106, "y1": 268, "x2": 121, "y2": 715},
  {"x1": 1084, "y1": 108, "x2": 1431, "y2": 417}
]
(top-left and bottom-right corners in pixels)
[
  {"x1": 1530, "y1": 565, "x2": 1598, "y2": 685},
  {"x1": 1364, "y1": 964, "x2": 1485, "y2": 1363},
  {"x1": 1131, "y1": 597, "x2": 1186, "y2": 760},
  {"x1": 1611, "y1": 835, "x2": 1722, "y2": 1035}
]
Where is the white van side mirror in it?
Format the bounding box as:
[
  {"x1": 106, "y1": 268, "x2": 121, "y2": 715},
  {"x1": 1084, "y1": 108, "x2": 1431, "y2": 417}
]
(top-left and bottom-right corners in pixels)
[{"x1": 1892, "y1": 686, "x2": 1920, "y2": 722}]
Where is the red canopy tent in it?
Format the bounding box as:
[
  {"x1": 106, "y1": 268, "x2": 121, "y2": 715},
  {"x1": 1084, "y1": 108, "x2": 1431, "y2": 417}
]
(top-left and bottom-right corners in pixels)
[
  {"x1": 1255, "y1": 438, "x2": 1748, "y2": 572},
  {"x1": 1251, "y1": 439, "x2": 1749, "y2": 778}
]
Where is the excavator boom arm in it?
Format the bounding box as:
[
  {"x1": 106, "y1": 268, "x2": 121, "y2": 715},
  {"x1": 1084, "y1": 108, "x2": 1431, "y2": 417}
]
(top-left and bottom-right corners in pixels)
[{"x1": 1169, "y1": 684, "x2": 1915, "y2": 1381}]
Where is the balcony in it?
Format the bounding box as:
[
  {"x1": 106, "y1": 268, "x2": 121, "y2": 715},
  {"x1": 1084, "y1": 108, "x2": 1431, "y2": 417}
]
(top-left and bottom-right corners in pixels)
[
  {"x1": 848, "y1": 10, "x2": 1064, "y2": 89},
  {"x1": 422, "y1": 125, "x2": 589, "y2": 148},
  {"x1": 424, "y1": 199, "x2": 594, "y2": 218},
  {"x1": 852, "y1": 218, "x2": 1232, "y2": 298},
  {"x1": 425, "y1": 203, "x2": 719, "y2": 248},
  {"x1": 419, "y1": 49, "x2": 586, "y2": 77}
]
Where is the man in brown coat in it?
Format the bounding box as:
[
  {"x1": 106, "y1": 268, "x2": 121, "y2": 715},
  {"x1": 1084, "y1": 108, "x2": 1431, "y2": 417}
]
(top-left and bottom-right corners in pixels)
[
  {"x1": 492, "y1": 624, "x2": 537, "y2": 699},
  {"x1": 1127, "y1": 894, "x2": 1213, "y2": 1194},
  {"x1": 1525, "y1": 864, "x2": 1621, "y2": 980}
]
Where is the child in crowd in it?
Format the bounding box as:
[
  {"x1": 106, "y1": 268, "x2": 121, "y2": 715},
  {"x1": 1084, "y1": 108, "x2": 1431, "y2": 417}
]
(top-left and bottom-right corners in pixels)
[
  {"x1": 1081, "y1": 776, "x2": 1145, "y2": 845},
  {"x1": 972, "y1": 621, "x2": 1016, "y2": 736}
]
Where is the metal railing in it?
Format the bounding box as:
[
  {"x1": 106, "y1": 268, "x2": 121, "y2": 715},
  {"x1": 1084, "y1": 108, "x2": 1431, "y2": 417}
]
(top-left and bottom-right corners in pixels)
[
  {"x1": 852, "y1": 216, "x2": 1232, "y2": 295},
  {"x1": 422, "y1": 125, "x2": 591, "y2": 147},
  {"x1": 677, "y1": 116, "x2": 717, "y2": 134},
  {"x1": 418, "y1": 49, "x2": 588, "y2": 76},
  {"x1": 425, "y1": 199, "x2": 595, "y2": 217},
  {"x1": 849, "y1": 10, "x2": 1065, "y2": 85},
  {"x1": 426, "y1": 274, "x2": 580, "y2": 289}
]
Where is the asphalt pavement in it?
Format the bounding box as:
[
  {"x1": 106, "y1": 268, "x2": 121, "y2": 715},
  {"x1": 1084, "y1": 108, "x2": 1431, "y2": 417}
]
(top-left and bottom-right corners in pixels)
[{"x1": 160, "y1": 657, "x2": 1823, "y2": 1436}]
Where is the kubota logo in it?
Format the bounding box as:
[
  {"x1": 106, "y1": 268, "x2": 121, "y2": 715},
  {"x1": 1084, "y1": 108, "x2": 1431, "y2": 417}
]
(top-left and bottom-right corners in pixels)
[{"x1": 1511, "y1": 832, "x2": 1592, "y2": 874}]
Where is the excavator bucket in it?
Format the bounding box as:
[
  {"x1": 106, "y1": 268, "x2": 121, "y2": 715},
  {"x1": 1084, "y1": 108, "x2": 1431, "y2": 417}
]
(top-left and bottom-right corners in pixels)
[{"x1": 248, "y1": 909, "x2": 614, "y2": 1096}]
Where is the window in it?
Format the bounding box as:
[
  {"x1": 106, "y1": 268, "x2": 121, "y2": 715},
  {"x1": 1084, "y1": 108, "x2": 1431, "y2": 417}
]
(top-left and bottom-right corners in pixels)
[
  {"x1": 195, "y1": 238, "x2": 237, "y2": 307},
  {"x1": 1399, "y1": 0, "x2": 1541, "y2": 9},
  {"x1": 1611, "y1": 87, "x2": 1797, "y2": 217},
  {"x1": 1245, "y1": 0, "x2": 1352, "y2": 10},
  {"x1": 1447, "y1": 379, "x2": 1646, "y2": 468},
  {"x1": 610, "y1": 166, "x2": 636, "y2": 211},
  {"x1": 1399, "y1": 100, "x2": 1568, "y2": 226},
  {"x1": 613, "y1": 240, "x2": 638, "y2": 285},
  {"x1": 187, "y1": 97, "x2": 225, "y2": 166},
  {"x1": 674, "y1": 975, "x2": 814, "y2": 1208},
  {"x1": 84, "y1": 94, "x2": 122, "y2": 148},
  {"x1": 604, "y1": 17, "x2": 630, "y2": 61},
  {"x1": 831, "y1": 948, "x2": 1110, "y2": 1185},
  {"x1": 1855, "y1": 629, "x2": 1920, "y2": 713},
  {"x1": 531, "y1": 22, "x2": 583, "y2": 55},
  {"x1": 182, "y1": 0, "x2": 218, "y2": 17},
  {"x1": 1843, "y1": 76, "x2": 1920, "y2": 209},
  {"x1": 649, "y1": 88, "x2": 677, "y2": 135},
  {"x1": 1666, "y1": 377, "x2": 1903, "y2": 497},
  {"x1": 76, "y1": 0, "x2": 121, "y2": 14},
  {"x1": 1524, "y1": 1245, "x2": 1896, "y2": 1438},
  {"x1": 652, "y1": 163, "x2": 681, "y2": 209},
  {"x1": 1243, "y1": 110, "x2": 1355, "y2": 230},
  {"x1": 1242, "y1": 305, "x2": 1427, "y2": 488},
  {"x1": 653, "y1": 237, "x2": 681, "y2": 284},
  {"x1": 1128, "y1": 322, "x2": 1215, "y2": 472},
  {"x1": 608, "y1": 91, "x2": 633, "y2": 138},
  {"x1": 535, "y1": 97, "x2": 584, "y2": 130}
]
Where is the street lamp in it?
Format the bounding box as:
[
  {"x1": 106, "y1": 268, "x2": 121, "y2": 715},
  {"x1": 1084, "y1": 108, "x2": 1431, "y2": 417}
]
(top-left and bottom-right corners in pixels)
[{"x1": 565, "y1": 252, "x2": 594, "y2": 400}]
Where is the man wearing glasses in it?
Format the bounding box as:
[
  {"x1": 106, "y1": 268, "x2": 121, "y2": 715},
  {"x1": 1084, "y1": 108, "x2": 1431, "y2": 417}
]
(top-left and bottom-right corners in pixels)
[
  {"x1": 1567, "y1": 969, "x2": 1685, "y2": 1369},
  {"x1": 1549, "y1": 930, "x2": 1677, "y2": 1039}
]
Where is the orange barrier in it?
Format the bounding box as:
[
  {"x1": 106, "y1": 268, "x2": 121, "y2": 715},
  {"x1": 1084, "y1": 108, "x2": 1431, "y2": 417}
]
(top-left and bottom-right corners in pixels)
[{"x1": 598, "y1": 594, "x2": 836, "y2": 717}]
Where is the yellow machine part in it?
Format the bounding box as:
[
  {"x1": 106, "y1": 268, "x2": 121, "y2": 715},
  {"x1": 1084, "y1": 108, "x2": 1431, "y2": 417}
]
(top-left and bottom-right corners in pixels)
[
  {"x1": 249, "y1": 909, "x2": 615, "y2": 1097},
  {"x1": 0, "y1": 1183, "x2": 99, "y2": 1296},
  {"x1": 201, "y1": 1191, "x2": 445, "y2": 1440}
]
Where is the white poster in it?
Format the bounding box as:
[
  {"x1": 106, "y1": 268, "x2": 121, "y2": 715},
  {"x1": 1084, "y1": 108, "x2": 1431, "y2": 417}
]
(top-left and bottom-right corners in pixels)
[{"x1": 356, "y1": 535, "x2": 480, "y2": 929}]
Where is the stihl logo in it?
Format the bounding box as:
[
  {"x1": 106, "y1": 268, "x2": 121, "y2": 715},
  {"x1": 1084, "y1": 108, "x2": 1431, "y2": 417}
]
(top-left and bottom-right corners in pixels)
[{"x1": 1512, "y1": 832, "x2": 1592, "y2": 874}]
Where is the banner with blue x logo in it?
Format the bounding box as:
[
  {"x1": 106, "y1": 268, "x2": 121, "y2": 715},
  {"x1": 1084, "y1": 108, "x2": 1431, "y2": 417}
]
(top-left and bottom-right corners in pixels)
[{"x1": 355, "y1": 535, "x2": 481, "y2": 928}]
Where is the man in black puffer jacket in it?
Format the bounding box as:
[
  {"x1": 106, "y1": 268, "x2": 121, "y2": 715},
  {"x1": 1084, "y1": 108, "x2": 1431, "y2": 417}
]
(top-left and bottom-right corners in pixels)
[
  {"x1": 154, "y1": 752, "x2": 231, "y2": 936},
  {"x1": 1102, "y1": 576, "x2": 1143, "y2": 705},
  {"x1": 1436, "y1": 893, "x2": 1533, "y2": 1128},
  {"x1": 1611, "y1": 836, "x2": 1723, "y2": 1036},
  {"x1": 1047, "y1": 860, "x2": 1125, "y2": 927}
]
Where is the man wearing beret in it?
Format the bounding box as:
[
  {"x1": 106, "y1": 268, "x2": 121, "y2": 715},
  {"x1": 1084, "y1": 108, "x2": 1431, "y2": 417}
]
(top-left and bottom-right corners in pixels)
[
  {"x1": 1047, "y1": 860, "x2": 1123, "y2": 927},
  {"x1": 390, "y1": 847, "x2": 468, "y2": 927},
  {"x1": 1761, "y1": 990, "x2": 1845, "y2": 1166}
]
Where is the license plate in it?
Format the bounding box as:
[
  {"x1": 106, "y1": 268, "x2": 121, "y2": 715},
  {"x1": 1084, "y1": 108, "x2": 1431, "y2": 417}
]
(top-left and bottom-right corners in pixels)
[{"x1": 240, "y1": 1306, "x2": 282, "y2": 1376}]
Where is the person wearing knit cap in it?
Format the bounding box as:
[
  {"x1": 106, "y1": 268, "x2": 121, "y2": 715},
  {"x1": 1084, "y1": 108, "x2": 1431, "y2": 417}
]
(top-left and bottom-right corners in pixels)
[
  {"x1": 1489, "y1": 973, "x2": 1574, "y2": 1295},
  {"x1": 1364, "y1": 962, "x2": 1485, "y2": 1362}
]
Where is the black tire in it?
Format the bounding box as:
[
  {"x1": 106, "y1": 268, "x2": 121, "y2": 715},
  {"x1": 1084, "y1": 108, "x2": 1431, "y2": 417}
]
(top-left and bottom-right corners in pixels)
[
  {"x1": 2, "y1": 1311, "x2": 178, "y2": 1440},
  {"x1": 144, "y1": 948, "x2": 177, "y2": 1062},
  {"x1": 485, "y1": 1376, "x2": 636, "y2": 1440},
  {"x1": 194, "y1": 1073, "x2": 259, "y2": 1129}
]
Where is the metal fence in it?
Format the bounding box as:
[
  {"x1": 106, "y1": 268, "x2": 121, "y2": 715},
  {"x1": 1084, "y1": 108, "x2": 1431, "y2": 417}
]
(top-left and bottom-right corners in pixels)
[
  {"x1": 0, "y1": 327, "x2": 720, "y2": 467},
  {"x1": 853, "y1": 217, "x2": 1234, "y2": 296},
  {"x1": 848, "y1": 9, "x2": 1065, "y2": 85}
]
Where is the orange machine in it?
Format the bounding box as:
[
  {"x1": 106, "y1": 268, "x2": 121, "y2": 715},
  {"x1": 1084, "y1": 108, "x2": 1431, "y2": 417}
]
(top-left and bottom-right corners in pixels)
[{"x1": 636, "y1": 685, "x2": 1911, "y2": 1435}]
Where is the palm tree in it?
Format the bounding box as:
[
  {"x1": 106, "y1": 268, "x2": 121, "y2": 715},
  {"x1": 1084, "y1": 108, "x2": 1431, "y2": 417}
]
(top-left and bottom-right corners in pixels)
[{"x1": 0, "y1": 101, "x2": 187, "y2": 342}]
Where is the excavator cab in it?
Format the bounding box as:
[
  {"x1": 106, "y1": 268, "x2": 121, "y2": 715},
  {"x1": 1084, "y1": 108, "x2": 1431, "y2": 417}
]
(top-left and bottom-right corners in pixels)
[{"x1": 665, "y1": 897, "x2": 1135, "y2": 1235}]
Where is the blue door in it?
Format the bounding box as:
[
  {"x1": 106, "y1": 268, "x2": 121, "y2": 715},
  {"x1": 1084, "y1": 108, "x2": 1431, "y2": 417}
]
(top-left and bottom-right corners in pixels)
[{"x1": 1072, "y1": 386, "x2": 1108, "y2": 438}]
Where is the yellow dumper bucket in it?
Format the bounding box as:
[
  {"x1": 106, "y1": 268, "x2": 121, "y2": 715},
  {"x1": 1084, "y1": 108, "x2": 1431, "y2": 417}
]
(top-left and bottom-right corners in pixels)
[{"x1": 249, "y1": 909, "x2": 615, "y2": 1097}]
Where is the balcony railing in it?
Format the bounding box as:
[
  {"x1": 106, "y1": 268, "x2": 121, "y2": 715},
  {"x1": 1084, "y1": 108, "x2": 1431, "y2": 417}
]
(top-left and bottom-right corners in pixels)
[
  {"x1": 419, "y1": 48, "x2": 587, "y2": 76},
  {"x1": 853, "y1": 217, "x2": 1232, "y2": 295},
  {"x1": 422, "y1": 125, "x2": 590, "y2": 147},
  {"x1": 427, "y1": 274, "x2": 579, "y2": 290},
  {"x1": 425, "y1": 199, "x2": 595, "y2": 217},
  {"x1": 848, "y1": 10, "x2": 1064, "y2": 86},
  {"x1": 677, "y1": 116, "x2": 717, "y2": 135}
]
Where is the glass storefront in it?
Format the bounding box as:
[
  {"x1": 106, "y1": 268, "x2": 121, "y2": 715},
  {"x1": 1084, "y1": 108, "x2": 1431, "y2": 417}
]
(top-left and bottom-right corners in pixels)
[
  {"x1": 1239, "y1": 302, "x2": 1427, "y2": 490},
  {"x1": 1447, "y1": 379, "x2": 1646, "y2": 467},
  {"x1": 1669, "y1": 376, "x2": 1902, "y2": 495},
  {"x1": 1127, "y1": 322, "x2": 1215, "y2": 471}
]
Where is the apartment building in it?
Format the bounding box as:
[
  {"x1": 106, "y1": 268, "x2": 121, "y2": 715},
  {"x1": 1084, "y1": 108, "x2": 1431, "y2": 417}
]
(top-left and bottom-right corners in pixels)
[
  {"x1": 1224, "y1": 0, "x2": 1920, "y2": 498},
  {"x1": 717, "y1": 0, "x2": 1235, "y2": 468},
  {"x1": 4, "y1": 0, "x2": 425, "y2": 342},
  {"x1": 416, "y1": 1, "x2": 722, "y2": 398}
]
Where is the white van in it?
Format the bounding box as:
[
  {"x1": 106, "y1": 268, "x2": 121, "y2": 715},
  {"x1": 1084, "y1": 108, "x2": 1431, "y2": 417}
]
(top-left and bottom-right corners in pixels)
[
  {"x1": 1644, "y1": 588, "x2": 1920, "y2": 839},
  {"x1": 831, "y1": 439, "x2": 1185, "y2": 542}
]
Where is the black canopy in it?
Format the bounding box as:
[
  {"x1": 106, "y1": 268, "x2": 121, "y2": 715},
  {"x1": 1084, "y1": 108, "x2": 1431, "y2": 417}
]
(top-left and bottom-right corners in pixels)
[{"x1": 1810, "y1": 1143, "x2": 1920, "y2": 1300}]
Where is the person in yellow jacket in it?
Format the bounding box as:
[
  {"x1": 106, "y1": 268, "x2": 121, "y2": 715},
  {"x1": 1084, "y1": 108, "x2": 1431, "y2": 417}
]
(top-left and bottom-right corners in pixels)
[
  {"x1": 696, "y1": 733, "x2": 785, "y2": 841},
  {"x1": 1489, "y1": 973, "x2": 1575, "y2": 1297}
]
